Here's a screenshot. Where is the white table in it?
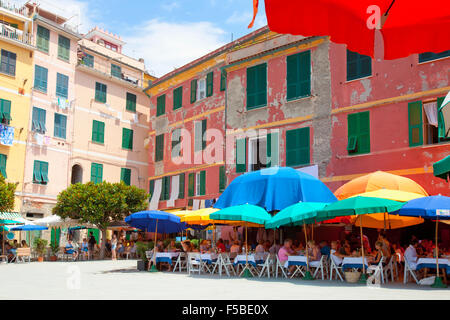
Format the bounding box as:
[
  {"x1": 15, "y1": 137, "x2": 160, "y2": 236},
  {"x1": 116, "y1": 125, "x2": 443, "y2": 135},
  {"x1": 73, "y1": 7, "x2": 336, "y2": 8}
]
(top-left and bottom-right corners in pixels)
[
  {"x1": 284, "y1": 255, "x2": 308, "y2": 268},
  {"x1": 416, "y1": 258, "x2": 449, "y2": 274},
  {"x1": 155, "y1": 252, "x2": 179, "y2": 265},
  {"x1": 200, "y1": 253, "x2": 218, "y2": 264},
  {"x1": 342, "y1": 257, "x2": 369, "y2": 271},
  {"x1": 234, "y1": 254, "x2": 265, "y2": 266}
]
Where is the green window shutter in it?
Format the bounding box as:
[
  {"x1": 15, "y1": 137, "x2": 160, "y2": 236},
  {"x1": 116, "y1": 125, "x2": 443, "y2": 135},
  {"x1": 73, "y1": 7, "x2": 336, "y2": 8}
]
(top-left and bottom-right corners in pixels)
[
  {"x1": 91, "y1": 163, "x2": 103, "y2": 184},
  {"x1": 54, "y1": 113, "x2": 67, "y2": 139},
  {"x1": 0, "y1": 154, "x2": 7, "y2": 178},
  {"x1": 34, "y1": 65, "x2": 48, "y2": 92},
  {"x1": 298, "y1": 51, "x2": 311, "y2": 98},
  {"x1": 126, "y1": 93, "x2": 136, "y2": 112},
  {"x1": 95, "y1": 82, "x2": 107, "y2": 103},
  {"x1": 347, "y1": 113, "x2": 359, "y2": 153},
  {"x1": 419, "y1": 50, "x2": 450, "y2": 63},
  {"x1": 286, "y1": 127, "x2": 310, "y2": 167},
  {"x1": 188, "y1": 173, "x2": 195, "y2": 197},
  {"x1": 408, "y1": 101, "x2": 423, "y2": 147},
  {"x1": 157, "y1": 94, "x2": 166, "y2": 116},
  {"x1": 199, "y1": 171, "x2": 206, "y2": 196},
  {"x1": 111, "y1": 64, "x2": 121, "y2": 78},
  {"x1": 173, "y1": 86, "x2": 183, "y2": 110},
  {"x1": 266, "y1": 132, "x2": 279, "y2": 167},
  {"x1": 220, "y1": 70, "x2": 227, "y2": 92},
  {"x1": 122, "y1": 128, "x2": 133, "y2": 150},
  {"x1": 286, "y1": 54, "x2": 299, "y2": 100},
  {"x1": 82, "y1": 53, "x2": 94, "y2": 68},
  {"x1": 437, "y1": 97, "x2": 446, "y2": 140},
  {"x1": 358, "y1": 111, "x2": 370, "y2": 154},
  {"x1": 179, "y1": 173, "x2": 185, "y2": 199},
  {"x1": 155, "y1": 134, "x2": 164, "y2": 162},
  {"x1": 236, "y1": 138, "x2": 247, "y2": 173},
  {"x1": 58, "y1": 35, "x2": 70, "y2": 61},
  {"x1": 92, "y1": 120, "x2": 105, "y2": 144},
  {"x1": 347, "y1": 49, "x2": 372, "y2": 81},
  {"x1": 0, "y1": 99, "x2": 11, "y2": 124},
  {"x1": 33, "y1": 160, "x2": 40, "y2": 183},
  {"x1": 149, "y1": 180, "x2": 155, "y2": 197},
  {"x1": 37, "y1": 26, "x2": 49, "y2": 53},
  {"x1": 206, "y1": 72, "x2": 214, "y2": 97},
  {"x1": 219, "y1": 166, "x2": 226, "y2": 192},
  {"x1": 160, "y1": 176, "x2": 171, "y2": 201},
  {"x1": 190, "y1": 79, "x2": 197, "y2": 104},
  {"x1": 247, "y1": 63, "x2": 267, "y2": 110},
  {"x1": 41, "y1": 162, "x2": 49, "y2": 183},
  {"x1": 32, "y1": 107, "x2": 46, "y2": 134},
  {"x1": 121, "y1": 168, "x2": 131, "y2": 185},
  {"x1": 1, "y1": 50, "x2": 16, "y2": 76},
  {"x1": 56, "y1": 73, "x2": 69, "y2": 99}
]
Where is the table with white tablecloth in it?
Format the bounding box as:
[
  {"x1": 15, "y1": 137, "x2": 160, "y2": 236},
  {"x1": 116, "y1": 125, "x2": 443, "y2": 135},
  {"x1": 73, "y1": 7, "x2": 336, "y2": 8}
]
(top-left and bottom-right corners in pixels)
[
  {"x1": 416, "y1": 258, "x2": 450, "y2": 274},
  {"x1": 200, "y1": 253, "x2": 218, "y2": 264},
  {"x1": 284, "y1": 255, "x2": 308, "y2": 268},
  {"x1": 341, "y1": 257, "x2": 368, "y2": 271},
  {"x1": 234, "y1": 254, "x2": 265, "y2": 267},
  {"x1": 155, "y1": 252, "x2": 179, "y2": 265}
]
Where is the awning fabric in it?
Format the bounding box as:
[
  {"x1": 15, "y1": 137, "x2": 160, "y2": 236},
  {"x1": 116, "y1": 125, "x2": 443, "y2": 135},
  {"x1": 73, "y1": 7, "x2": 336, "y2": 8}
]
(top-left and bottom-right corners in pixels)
[{"x1": 433, "y1": 156, "x2": 450, "y2": 181}]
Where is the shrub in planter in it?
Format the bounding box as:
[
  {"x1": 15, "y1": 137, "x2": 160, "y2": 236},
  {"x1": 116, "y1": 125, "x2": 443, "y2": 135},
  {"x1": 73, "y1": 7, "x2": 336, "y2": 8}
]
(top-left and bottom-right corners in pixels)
[
  {"x1": 50, "y1": 243, "x2": 60, "y2": 261},
  {"x1": 33, "y1": 238, "x2": 48, "y2": 262},
  {"x1": 136, "y1": 241, "x2": 154, "y2": 271}
]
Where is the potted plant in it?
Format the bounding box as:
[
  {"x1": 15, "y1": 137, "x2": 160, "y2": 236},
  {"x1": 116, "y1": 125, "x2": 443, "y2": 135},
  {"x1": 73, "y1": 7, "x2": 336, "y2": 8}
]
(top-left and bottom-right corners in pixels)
[
  {"x1": 33, "y1": 238, "x2": 48, "y2": 262},
  {"x1": 49, "y1": 243, "x2": 59, "y2": 261},
  {"x1": 136, "y1": 241, "x2": 154, "y2": 271}
]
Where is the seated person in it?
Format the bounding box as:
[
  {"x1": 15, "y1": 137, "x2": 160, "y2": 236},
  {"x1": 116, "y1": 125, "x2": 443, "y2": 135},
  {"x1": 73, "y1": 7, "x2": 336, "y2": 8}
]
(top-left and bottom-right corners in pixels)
[
  {"x1": 166, "y1": 240, "x2": 177, "y2": 252},
  {"x1": 319, "y1": 241, "x2": 331, "y2": 257},
  {"x1": 339, "y1": 241, "x2": 352, "y2": 256},
  {"x1": 130, "y1": 241, "x2": 137, "y2": 257},
  {"x1": 65, "y1": 240, "x2": 78, "y2": 260},
  {"x1": 404, "y1": 239, "x2": 419, "y2": 269},
  {"x1": 255, "y1": 240, "x2": 265, "y2": 253},
  {"x1": 21, "y1": 240, "x2": 29, "y2": 248},
  {"x1": 230, "y1": 241, "x2": 241, "y2": 255},
  {"x1": 216, "y1": 238, "x2": 226, "y2": 253},
  {"x1": 81, "y1": 238, "x2": 89, "y2": 258},
  {"x1": 369, "y1": 241, "x2": 388, "y2": 266},
  {"x1": 269, "y1": 242, "x2": 281, "y2": 255},
  {"x1": 181, "y1": 240, "x2": 193, "y2": 253},
  {"x1": 330, "y1": 241, "x2": 344, "y2": 266},
  {"x1": 306, "y1": 240, "x2": 321, "y2": 262},
  {"x1": 278, "y1": 239, "x2": 297, "y2": 275},
  {"x1": 264, "y1": 240, "x2": 271, "y2": 252},
  {"x1": 6, "y1": 243, "x2": 16, "y2": 262},
  {"x1": 199, "y1": 240, "x2": 210, "y2": 253}
]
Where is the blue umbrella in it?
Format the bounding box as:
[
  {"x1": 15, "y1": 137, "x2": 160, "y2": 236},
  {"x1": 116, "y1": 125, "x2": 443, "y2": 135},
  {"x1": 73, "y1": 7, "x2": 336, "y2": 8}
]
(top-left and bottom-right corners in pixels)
[
  {"x1": 214, "y1": 167, "x2": 337, "y2": 212},
  {"x1": 10, "y1": 225, "x2": 48, "y2": 231},
  {"x1": 395, "y1": 195, "x2": 450, "y2": 288}
]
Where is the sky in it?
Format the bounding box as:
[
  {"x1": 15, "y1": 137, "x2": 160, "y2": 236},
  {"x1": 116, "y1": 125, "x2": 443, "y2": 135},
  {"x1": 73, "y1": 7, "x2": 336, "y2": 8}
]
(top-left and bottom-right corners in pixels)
[{"x1": 11, "y1": 0, "x2": 268, "y2": 77}]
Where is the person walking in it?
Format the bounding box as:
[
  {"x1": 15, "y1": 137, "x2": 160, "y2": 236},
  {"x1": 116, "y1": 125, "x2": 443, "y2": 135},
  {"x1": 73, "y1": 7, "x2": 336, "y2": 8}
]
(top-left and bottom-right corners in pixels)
[
  {"x1": 88, "y1": 232, "x2": 97, "y2": 260},
  {"x1": 111, "y1": 234, "x2": 117, "y2": 260}
]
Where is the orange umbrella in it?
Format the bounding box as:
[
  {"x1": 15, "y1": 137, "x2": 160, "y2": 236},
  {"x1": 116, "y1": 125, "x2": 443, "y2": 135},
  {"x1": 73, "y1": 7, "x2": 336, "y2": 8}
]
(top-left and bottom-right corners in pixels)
[{"x1": 334, "y1": 171, "x2": 428, "y2": 200}]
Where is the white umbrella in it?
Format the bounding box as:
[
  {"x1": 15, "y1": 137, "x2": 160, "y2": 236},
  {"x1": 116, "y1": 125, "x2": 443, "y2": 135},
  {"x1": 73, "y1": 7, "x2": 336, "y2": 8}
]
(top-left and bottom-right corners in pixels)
[{"x1": 33, "y1": 215, "x2": 94, "y2": 228}]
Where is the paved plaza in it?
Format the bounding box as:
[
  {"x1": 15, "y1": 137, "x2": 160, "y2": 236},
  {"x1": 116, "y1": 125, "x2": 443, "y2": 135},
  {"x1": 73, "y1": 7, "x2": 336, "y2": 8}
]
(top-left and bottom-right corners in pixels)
[{"x1": 0, "y1": 260, "x2": 449, "y2": 300}]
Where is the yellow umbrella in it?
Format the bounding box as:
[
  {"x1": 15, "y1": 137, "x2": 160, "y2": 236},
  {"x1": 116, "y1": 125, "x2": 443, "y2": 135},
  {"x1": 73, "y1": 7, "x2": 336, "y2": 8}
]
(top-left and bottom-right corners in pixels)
[
  {"x1": 349, "y1": 190, "x2": 425, "y2": 229},
  {"x1": 181, "y1": 208, "x2": 262, "y2": 227},
  {"x1": 170, "y1": 210, "x2": 192, "y2": 218}
]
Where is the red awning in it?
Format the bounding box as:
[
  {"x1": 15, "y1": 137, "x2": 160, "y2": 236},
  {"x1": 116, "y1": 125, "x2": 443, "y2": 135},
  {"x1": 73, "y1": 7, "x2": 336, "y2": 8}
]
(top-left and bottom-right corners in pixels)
[{"x1": 250, "y1": 0, "x2": 450, "y2": 60}]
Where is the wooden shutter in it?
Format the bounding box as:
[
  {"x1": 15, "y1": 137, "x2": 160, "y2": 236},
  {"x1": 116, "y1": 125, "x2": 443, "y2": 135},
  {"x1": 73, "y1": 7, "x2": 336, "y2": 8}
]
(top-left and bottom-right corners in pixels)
[
  {"x1": 219, "y1": 166, "x2": 226, "y2": 192},
  {"x1": 179, "y1": 173, "x2": 185, "y2": 199},
  {"x1": 126, "y1": 93, "x2": 136, "y2": 112},
  {"x1": 37, "y1": 26, "x2": 49, "y2": 52},
  {"x1": 266, "y1": 132, "x2": 279, "y2": 167},
  {"x1": 358, "y1": 111, "x2": 370, "y2": 154},
  {"x1": 286, "y1": 128, "x2": 310, "y2": 166},
  {"x1": 35, "y1": 65, "x2": 48, "y2": 92},
  {"x1": 347, "y1": 113, "x2": 359, "y2": 153},
  {"x1": 188, "y1": 173, "x2": 195, "y2": 197},
  {"x1": 286, "y1": 54, "x2": 299, "y2": 100},
  {"x1": 122, "y1": 128, "x2": 133, "y2": 150},
  {"x1": 200, "y1": 171, "x2": 206, "y2": 195},
  {"x1": 58, "y1": 35, "x2": 70, "y2": 61},
  {"x1": 157, "y1": 94, "x2": 166, "y2": 116},
  {"x1": 155, "y1": 134, "x2": 164, "y2": 162},
  {"x1": 246, "y1": 67, "x2": 256, "y2": 109},
  {"x1": 257, "y1": 63, "x2": 267, "y2": 107},
  {"x1": 190, "y1": 79, "x2": 197, "y2": 103},
  {"x1": 54, "y1": 114, "x2": 67, "y2": 139},
  {"x1": 236, "y1": 138, "x2": 247, "y2": 173},
  {"x1": 173, "y1": 86, "x2": 182, "y2": 110},
  {"x1": 299, "y1": 51, "x2": 311, "y2": 97},
  {"x1": 149, "y1": 180, "x2": 155, "y2": 197},
  {"x1": 56, "y1": 73, "x2": 68, "y2": 99},
  {"x1": 41, "y1": 162, "x2": 49, "y2": 183},
  {"x1": 408, "y1": 101, "x2": 423, "y2": 147},
  {"x1": 220, "y1": 70, "x2": 227, "y2": 91},
  {"x1": 33, "y1": 161, "x2": 40, "y2": 183},
  {"x1": 206, "y1": 72, "x2": 214, "y2": 97},
  {"x1": 121, "y1": 168, "x2": 131, "y2": 185},
  {"x1": 0, "y1": 154, "x2": 7, "y2": 178},
  {"x1": 437, "y1": 97, "x2": 446, "y2": 140}
]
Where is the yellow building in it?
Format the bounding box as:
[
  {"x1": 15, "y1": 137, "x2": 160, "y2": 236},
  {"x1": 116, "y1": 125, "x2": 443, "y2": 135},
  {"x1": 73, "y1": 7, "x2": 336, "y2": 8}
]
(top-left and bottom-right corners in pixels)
[{"x1": 0, "y1": 4, "x2": 34, "y2": 212}]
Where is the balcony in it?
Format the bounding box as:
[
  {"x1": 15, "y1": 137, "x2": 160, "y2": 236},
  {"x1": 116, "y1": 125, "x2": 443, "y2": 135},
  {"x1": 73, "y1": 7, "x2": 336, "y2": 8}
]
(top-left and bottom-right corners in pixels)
[
  {"x1": 0, "y1": 1, "x2": 30, "y2": 17},
  {"x1": 0, "y1": 22, "x2": 33, "y2": 46}
]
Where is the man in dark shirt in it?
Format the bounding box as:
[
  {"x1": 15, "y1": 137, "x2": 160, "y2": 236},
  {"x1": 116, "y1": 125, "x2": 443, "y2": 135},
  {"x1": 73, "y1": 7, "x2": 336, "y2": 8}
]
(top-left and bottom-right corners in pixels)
[{"x1": 88, "y1": 232, "x2": 97, "y2": 258}]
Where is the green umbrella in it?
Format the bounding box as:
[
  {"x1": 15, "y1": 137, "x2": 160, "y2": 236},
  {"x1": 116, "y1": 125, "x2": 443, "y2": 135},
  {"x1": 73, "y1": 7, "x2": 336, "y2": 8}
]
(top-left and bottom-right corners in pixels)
[
  {"x1": 433, "y1": 155, "x2": 450, "y2": 181},
  {"x1": 210, "y1": 204, "x2": 271, "y2": 278},
  {"x1": 318, "y1": 196, "x2": 403, "y2": 282}
]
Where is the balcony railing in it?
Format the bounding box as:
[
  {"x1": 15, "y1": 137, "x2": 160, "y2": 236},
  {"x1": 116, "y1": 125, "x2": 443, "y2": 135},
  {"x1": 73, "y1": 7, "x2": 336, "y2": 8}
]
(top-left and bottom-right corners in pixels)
[
  {"x1": 0, "y1": 1, "x2": 30, "y2": 17},
  {"x1": 0, "y1": 22, "x2": 33, "y2": 46}
]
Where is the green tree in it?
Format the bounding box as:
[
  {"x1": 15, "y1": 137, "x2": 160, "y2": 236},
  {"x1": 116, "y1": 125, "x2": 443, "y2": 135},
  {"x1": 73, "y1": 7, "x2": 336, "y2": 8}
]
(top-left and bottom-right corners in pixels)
[
  {"x1": 53, "y1": 182, "x2": 148, "y2": 259},
  {"x1": 0, "y1": 174, "x2": 18, "y2": 213}
]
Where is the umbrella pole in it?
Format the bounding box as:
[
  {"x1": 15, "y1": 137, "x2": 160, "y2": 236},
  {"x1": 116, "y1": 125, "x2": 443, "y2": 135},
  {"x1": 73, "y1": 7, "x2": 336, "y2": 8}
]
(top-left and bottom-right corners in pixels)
[
  {"x1": 359, "y1": 215, "x2": 368, "y2": 283},
  {"x1": 149, "y1": 219, "x2": 158, "y2": 272},
  {"x1": 241, "y1": 223, "x2": 252, "y2": 278},
  {"x1": 302, "y1": 223, "x2": 314, "y2": 280},
  {"x1": 432, "y1": 218, "x2": 446, "y2": 288}
]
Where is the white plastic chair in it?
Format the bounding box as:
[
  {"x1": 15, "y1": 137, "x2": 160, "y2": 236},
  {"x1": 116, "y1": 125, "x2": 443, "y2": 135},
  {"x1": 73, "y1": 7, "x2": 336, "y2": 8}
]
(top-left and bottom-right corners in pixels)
[
  {"x1": 383, "y1": 255, "x2": 395, "y2": 282},
  {"x1": 258, "y1": 254, "x2": 274, "y2": 278},
  {"x1": 275, "y1": 256, "x2": 287, "y2": 278},
  {"x1": 218, "y1": 254, "x2": 236, "y2": 277},
  {"x1": 188, "y1": 253, "x2": 202, "y2": 275},
  {"x1": 367, "y1": 256, "x2": 385, "y2": 284},
  {"x1": 403, "y1": 256, "x2": 419, "y2": 284},
  {"x1": 310, "y1": 255, "x2": 327, "y2": 280},
  {"x1": 329, "y1": 254, "x2": 344, "y2": 281},
  {"x1": 173, "y1": 252, "x2": 187, "y2": 272}
]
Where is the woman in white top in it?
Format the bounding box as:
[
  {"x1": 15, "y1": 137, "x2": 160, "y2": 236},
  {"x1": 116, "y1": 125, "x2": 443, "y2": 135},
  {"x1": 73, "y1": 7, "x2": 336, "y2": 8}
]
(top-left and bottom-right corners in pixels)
[
  {"x1": 111, "y1": 235, "x2": 118, "y2": 261},
  {"x1": 255, "y1": 240, "x2": 265, "y2": 253},
  {"x1": 330, "y1": 241, "x2": 344, "y2": 266}
]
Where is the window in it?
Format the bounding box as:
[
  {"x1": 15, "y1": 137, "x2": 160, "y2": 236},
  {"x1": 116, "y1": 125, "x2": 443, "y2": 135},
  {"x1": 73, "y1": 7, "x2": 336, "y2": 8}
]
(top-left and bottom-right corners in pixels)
[
  {"x1": 266, "y1": 131, "x2": 279, "y2": 168},
  {"x1": 236, "y1": 138, "x2": 247, "y2": 173},
  {"x1": 247, "y1": 63, "x2": 267, "y2": 110},
  {"x1": 54, "y1": 113, "x2": 67, "y2": 139},
  {"x1": 1, "y1": 50, "x2": 16, "y2": 76},
  {"x1": 126, "y1": 92, "x2": 136, "y2": 112},
  {"x1": 194, "y1": 119, "x2": 207, "y2": 152},
  {"x1": 32, "y1": 107, "x2": 46, "y2": 134},
  {"x1": 33, "y1": 160, "x2": 49, "y2": 185},
  {"x1": 419, "y1": 50, "x2": 450, "y2": 63},
  {"x1": 196, "y1": 171, "x2": 206, "y2": 196},
  {"x1": 82, "y1": 53, "x2": 94, "y2": 68},
  {"x1": 0, "y1": 99, "x2": 11, "y2": 125},
  {"x1": 0, "y1": 154, "x2": 7, "y2": 178},
  {"x1": 197, "y1": 78, "x2": 206, "y2": 101},
  {"x1": 36, "y1": 26, "x2": 50, "y2": 53},
  {"x1": 347, "y1": 111, "x2": 370, "y2": 155},
  {"x1": 121, "y1": 168, "x2": 131, "y2": 186},
  {"x1": 206, "y1": 71, "x2": 214, "y2": 97},
  {"x1": 90, "y1": 163, "x2": 103, "y2": 184},
  {"x1": 149, "y1": 180, "x2": 154, "y2": 197},
  {"x1": 157, "y1": 94, "x2": 165, "y2": 117},
  {"x1": 171, "y1": 128, "x2": 182, "y2": 158},
  {"x1": 111, "y1": 64, "x2": 121, "y2": 78},
  {"x1": 190, "y1": 79, "x2": 197, "y2": 104},
  {"x1": 248, "y1": 136, "x2": 267, "y2": 172},
  {"x1": 122, "y1": 128, "x2": 133, "y2": 150},
  {"x1": 347, "y1": 49, "x2": 372, "y2": 81},
  {"x1": 178, "y1": 173, "x2": 185, "y2": 199},
  {"x1": 220, "y1": 70, "x2": 227, "y2": 92},
  {"x1": 219, "y1": 166, "x2": 226, "y2": 192},
  {"x1": 34, "y1": 65, "x2": 48, "y2": 93},
  {"x1": 58, "y1": 35, "x2": 70, "y2": 61},
  {"x1": 95, "y1": 82, "x2": 107, "y2": 103},
  {"x1": 173, "y1": 86, "x2": 183, "y2": 110},
  {"x1": 56, "y1": 73, "x2": 69, "y2": 99},
  {"x1": 155, "y1": 134, "x2": 164, "y2": 162},
  {"x1": 287, "y1": 50, "x2": 311, "y2": 100},
  {"x1": 92, "y1": 120, "x2": 105, "y2": 144},
  {"x1": 188, "y1": 173, "x2": 195, "y2": 197},
  {"x1": 286, "y1": 127, "x2": 310, "y2": 166},
  {"x1": 160, "y1": 176, "x2": 170, "y2": 201}
]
